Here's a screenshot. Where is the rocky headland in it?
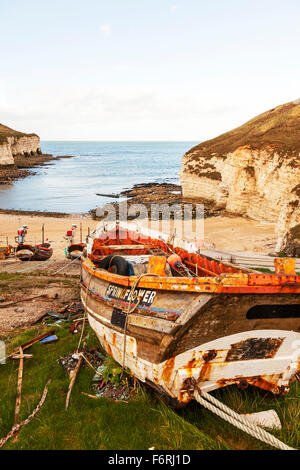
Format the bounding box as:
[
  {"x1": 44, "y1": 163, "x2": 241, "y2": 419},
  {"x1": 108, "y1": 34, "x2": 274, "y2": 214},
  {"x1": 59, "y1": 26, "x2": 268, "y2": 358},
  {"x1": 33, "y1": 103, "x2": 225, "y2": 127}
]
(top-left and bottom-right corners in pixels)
[
  {"x1": 0, "y1": 123, "x2": 41, "y2": 165},
  {"x1": 180, "y1": 100, "x2": 300, "y2": 254},
  {"x1": 0, "y1": 123, "x2": 74, "y2": 184}
]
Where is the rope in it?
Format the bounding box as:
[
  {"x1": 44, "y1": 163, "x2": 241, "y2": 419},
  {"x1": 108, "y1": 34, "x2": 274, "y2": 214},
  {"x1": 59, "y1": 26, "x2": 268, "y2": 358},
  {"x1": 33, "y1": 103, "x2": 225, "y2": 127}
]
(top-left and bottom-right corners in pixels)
[
  {"x1": 193, "y1": 386, "x2": 295, "y2": 450},
  {"x1": 77, "y1": 272, "x2": 93, "y2": 351},
  {"x1": 16, "y1": 258, "x2": 57, "y2": 273},
  {"x1": 80, "y1": 352, "x2": 103, "y2": 376},
  {"x1": 52, "y1": 256, "x2": 81, "y2": 275},
  {"x1": 121, "y1": 273, "x2": 159, "y2": 374},
  {"x1": 0, "y1": 379, "x2": 51, "y2": 448}
]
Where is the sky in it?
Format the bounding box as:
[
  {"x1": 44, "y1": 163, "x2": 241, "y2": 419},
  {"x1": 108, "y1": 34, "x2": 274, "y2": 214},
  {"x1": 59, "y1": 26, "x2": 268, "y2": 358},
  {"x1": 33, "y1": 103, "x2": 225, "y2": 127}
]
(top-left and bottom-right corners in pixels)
[{"x1": 1, "y1": 0, "x2": 300, "y2": 141}]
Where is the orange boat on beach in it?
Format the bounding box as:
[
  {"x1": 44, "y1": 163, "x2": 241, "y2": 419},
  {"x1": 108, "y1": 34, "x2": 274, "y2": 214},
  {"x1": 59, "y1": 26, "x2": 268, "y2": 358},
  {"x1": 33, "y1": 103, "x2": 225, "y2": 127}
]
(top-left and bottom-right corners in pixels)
[{"x1": 81, "y1": 222, "x2": 300, "y2": 405}]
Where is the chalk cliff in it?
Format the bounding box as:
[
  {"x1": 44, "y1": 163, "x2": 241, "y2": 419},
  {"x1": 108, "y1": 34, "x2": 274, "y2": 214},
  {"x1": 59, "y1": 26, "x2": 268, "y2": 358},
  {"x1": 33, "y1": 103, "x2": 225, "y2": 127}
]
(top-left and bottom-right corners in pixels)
[
  {"x1": 0, "y1": 123, "x2": 41, "y2": 166},
  {"x1": 180, "y1": 100, "x2": 300, "y2": 253}
]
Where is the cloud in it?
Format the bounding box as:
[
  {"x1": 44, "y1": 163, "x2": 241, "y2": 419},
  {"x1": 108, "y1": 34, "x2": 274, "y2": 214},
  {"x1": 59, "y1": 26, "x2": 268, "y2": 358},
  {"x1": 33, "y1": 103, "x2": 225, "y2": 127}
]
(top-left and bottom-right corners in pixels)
[
  {"x1": 170, "y1": 5, "x2": 177, "y2": 13},
  {"x1": 100, "y1": 24, "x2": 111, "y2": 37}
]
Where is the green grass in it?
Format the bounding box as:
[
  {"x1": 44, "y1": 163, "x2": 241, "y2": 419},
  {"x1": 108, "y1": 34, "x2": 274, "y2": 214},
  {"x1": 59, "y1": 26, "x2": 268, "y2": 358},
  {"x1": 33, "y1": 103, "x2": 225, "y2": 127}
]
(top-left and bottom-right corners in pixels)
[{"x1": 1, "y1": 323, "x2": 299, "y2": 450}]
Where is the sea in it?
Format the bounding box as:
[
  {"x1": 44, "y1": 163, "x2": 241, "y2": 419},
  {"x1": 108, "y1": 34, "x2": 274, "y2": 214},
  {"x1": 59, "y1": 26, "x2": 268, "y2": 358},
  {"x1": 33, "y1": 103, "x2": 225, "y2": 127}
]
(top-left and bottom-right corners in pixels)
[{"x1": 0, "y1": 141, "x2": 197, "y2": 214}]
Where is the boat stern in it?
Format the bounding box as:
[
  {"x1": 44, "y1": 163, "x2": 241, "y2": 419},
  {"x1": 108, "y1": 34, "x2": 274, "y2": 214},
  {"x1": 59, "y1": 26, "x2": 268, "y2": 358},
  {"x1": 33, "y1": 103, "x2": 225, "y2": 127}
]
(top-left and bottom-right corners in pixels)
[{"x1": 155, "y1": 330, "x2": 300, "y2": 403}]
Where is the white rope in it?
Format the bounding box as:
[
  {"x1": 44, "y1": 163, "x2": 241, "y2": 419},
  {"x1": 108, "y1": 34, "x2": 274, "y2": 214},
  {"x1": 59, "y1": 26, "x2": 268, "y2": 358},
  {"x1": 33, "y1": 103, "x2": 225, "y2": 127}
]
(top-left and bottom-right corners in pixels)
[
  {"x1": 53, "y1": 256, "x2": 81, "y2": 275},
  {"x1": 194, "y1": 388, "x2": 295, "y2": 450}
]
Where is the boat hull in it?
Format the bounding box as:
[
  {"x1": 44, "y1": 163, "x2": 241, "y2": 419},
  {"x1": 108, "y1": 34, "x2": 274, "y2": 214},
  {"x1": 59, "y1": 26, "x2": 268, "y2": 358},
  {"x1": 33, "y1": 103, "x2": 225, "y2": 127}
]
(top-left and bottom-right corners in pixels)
[
  {"x1": 81, "y1": 260, "x2": 300, "y2": 401},
  {"x1": 16, "y1": 244, "x2": 53, "y2": 261},
  {"x1": 65, "y1": 243, "x2": 86, "y2": 259}
]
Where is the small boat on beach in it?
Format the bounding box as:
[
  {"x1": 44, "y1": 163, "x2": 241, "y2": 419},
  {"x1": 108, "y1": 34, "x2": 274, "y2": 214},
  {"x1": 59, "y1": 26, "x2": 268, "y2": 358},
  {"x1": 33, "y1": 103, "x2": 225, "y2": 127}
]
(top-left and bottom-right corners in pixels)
[
  {"x1": 81, "y1": 222, "x2": 300, "y2": 405},
  {"x1": 16, "y1": 243, "x2": 53, "y2": 262},
  {"x1": 65, "y1": 243, "x2": 86, "y2": 260},
  {"x1": 0, "y1": 245, "x2": 12, "y2": 260},
  {"x1": 64, "y1": 224, "x2": 86, "y2": 259}
]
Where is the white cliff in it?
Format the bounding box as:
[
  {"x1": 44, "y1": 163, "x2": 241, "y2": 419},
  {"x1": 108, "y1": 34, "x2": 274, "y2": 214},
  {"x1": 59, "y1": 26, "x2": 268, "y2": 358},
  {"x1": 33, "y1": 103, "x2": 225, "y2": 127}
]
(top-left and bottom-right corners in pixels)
[
  {"x1": 180, "y1": 100, "x2": 300, "y2": 252},
  {"x1": 0, "y1": 123, "x2": 41, "y2": 166}
]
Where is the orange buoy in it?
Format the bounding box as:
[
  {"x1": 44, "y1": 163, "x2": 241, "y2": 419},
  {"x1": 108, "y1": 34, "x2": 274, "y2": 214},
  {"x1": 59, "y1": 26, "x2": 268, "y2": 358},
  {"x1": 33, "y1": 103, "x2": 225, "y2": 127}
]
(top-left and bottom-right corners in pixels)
[{"x1": 167, "y1": 254, "x2": 182, "y2": 269}]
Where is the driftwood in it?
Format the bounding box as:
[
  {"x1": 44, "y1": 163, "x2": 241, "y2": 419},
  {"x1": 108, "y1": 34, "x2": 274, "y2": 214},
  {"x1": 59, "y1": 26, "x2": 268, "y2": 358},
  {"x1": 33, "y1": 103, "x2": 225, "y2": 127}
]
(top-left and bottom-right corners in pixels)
[
  {"x1": 65, "y1": 344, "x2": 86, "y2": 409},
  {"x1": 8, "y1": 330, "x2": 55, "y2": 358},
  {"x1": 13, "y1": 347, "x2": 24, "y2": 442},
  {"x1": 0, "y1": 380, "x2": 51, "y2": 449},
  {"x1": 0, "y1": 293, "x2": 58, "y2": 309}
]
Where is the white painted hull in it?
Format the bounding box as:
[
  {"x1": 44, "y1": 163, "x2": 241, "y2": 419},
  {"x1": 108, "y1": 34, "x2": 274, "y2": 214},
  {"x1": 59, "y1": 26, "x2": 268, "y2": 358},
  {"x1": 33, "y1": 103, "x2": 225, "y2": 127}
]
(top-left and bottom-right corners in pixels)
[{"x1": 85, "y1": 300, "x2": 300, "y2": 402}]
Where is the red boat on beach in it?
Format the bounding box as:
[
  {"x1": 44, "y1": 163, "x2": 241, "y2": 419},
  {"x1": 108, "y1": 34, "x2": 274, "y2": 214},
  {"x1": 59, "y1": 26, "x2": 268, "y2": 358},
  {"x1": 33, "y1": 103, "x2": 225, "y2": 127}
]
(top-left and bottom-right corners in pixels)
[{"x1": 16, "y1": 242, "x2": 53, "y2": 262}]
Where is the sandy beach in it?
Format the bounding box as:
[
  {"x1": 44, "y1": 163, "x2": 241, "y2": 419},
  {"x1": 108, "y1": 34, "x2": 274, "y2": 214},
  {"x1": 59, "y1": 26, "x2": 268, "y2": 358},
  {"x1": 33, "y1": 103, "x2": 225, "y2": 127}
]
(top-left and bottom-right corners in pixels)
[{"x1": 0, "y1": 212, "x2": 277, "y2": 258}]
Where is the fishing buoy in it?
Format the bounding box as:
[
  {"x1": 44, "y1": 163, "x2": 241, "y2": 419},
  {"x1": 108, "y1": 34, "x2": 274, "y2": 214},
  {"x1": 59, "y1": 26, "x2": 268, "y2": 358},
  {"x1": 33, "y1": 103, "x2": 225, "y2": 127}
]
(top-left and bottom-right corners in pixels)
[{"x1": 167, "y1": 254, "x2": 182, "y2": 269}]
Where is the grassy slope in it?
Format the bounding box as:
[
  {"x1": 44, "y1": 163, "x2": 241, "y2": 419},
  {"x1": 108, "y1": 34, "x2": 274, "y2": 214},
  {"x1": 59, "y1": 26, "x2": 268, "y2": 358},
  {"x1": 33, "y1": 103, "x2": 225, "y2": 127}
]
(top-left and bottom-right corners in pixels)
[
  {"x1": 0, "y1": 328, "x2": 299, "y2": 450},
  {"x1": 0, "y1": 123, "x2": 37, "y2": 145},
  {"x1": 185, "y1": 100, "x2": 300, "y2": 161}
]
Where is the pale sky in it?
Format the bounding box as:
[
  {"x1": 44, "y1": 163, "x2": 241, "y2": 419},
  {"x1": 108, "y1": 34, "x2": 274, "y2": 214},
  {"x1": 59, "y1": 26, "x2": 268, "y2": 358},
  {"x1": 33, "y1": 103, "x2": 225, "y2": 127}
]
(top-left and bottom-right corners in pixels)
[{"x1": 1, "y1": 0, "x2": 300, "y2": 141}]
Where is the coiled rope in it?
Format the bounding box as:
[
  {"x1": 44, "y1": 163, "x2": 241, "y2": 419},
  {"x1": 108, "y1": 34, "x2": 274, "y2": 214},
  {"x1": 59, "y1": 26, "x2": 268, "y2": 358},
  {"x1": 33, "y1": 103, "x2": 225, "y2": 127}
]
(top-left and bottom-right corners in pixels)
[{"x1": 193, "y1": 384, "x2": 295, "y2": 451}]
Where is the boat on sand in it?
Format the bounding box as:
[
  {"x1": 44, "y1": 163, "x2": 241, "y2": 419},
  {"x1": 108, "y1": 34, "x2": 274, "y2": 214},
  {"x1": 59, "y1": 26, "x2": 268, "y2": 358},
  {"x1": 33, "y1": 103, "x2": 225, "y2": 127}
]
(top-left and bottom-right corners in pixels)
[
  {"x1": 16, "y1": 243, "x2": 53, "y2": 261},
  {"x1": 81, "y1": 222, "x2": 300, "y2": 405},
  {"x1": 65, "y1": 243, "x2": 86, "y2": 259}
]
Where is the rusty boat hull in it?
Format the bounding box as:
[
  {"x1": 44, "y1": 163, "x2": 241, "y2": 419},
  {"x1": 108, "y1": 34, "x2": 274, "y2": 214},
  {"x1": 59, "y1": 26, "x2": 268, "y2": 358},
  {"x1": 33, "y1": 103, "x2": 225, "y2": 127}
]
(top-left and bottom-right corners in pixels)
[
  {"x1": 81, "y1": 223, "x2": 300, "y2": 403},
  {"x1": 16, "y1": 243, "x2": 53, "y2": 262}
]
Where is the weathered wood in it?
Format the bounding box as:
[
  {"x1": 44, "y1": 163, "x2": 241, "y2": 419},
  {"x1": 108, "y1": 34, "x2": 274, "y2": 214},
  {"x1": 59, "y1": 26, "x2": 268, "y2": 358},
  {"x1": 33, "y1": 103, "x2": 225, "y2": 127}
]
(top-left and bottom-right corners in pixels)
[
  {"x1": 8, "y1": 330, "x2": 55, "y2": 358},
  {"x1": 81, "y1": 283, "x2": 180, "y2": 321},
  {"x1": 128, "y1": 313, "x2": 176, "y2": 334},
  {"x1": 13, "y1": 347, "x2": 24, "y2": 442},
  {"x1": 65, "y1": 346, "x2": 85, "y2": 409}
]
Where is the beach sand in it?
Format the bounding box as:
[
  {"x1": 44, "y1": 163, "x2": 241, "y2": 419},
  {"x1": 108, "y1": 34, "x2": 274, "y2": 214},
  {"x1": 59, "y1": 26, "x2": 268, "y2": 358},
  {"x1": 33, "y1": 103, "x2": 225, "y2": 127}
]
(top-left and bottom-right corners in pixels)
[
  {"x1": 0, "y1": 212, "x2": 276, "y2": 257},
  {"x1": 0, "y1": 212, "x2": 276, "y2": 333}
]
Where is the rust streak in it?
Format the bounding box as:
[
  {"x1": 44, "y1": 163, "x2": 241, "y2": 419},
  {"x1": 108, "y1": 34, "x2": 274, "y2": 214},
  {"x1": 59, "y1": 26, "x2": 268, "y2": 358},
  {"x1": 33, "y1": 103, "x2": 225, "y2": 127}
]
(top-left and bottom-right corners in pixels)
[{"x1": 161, "y1": 357, "x2": 175, "y2": 384}]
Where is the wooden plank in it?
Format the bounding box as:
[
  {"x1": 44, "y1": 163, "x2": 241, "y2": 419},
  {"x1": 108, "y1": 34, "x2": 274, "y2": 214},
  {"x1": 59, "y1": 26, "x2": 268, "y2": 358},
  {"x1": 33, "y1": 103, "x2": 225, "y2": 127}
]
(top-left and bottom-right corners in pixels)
[
  {"x1": 128, "y1": 313, "x2": 176, "y2": 334},
  {"x1": 8, "y1": 330, "x2": 55, "y2": 358},
  {"x1": 174, "y1": 294, "x2": 213, "y2": 327},
  {"x1": 13, "y1": 347, "x2": 24, "y2": 442}
]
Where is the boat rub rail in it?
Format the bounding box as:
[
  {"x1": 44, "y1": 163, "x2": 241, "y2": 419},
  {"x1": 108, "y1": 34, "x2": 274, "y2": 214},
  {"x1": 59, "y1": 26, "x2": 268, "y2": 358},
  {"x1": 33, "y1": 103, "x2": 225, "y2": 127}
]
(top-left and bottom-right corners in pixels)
[{"x1": 82, "y1": 260, "x2": 300, "y2": 294}]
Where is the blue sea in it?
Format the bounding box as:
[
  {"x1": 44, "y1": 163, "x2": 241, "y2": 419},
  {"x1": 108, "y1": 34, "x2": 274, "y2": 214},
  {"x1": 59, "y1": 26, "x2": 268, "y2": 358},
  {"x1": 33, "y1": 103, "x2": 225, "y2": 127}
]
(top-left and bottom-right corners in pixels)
[{"x1": 0, "y1": 141, "x2": 197, "y2": 213}]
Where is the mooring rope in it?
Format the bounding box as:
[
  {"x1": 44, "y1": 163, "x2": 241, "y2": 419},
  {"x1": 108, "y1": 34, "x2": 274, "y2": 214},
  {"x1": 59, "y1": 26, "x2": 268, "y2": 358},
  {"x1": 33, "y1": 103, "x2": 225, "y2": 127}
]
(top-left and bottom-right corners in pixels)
[
  {"x1": 16, "y1": 257, "x2": 57, "y2": 273},
  {"x1": 77, "y1": 272, "x2": 93, "y2": 351},
  {"x1": 0, "y1": 379, "x2": 51, "y2": 448},
  {"x1": 193, "y1": 387, "x2": 295, "y2": 451},
  {"x1": 121, "y1": 273, "x2": 159, "y2": 374},
  {"x1": 52, "y1": 256, "x2": 81, "y2": 275}
]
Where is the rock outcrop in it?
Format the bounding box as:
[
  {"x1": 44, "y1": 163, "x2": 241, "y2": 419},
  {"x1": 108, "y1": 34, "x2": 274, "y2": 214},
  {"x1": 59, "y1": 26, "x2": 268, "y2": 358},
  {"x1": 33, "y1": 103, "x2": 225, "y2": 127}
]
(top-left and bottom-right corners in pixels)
[
  {"x1": 0, "y1": 123, "x2": 41, "y2": 166},
  {"x1": 180, "y1": 100, "x2": 300, "y2": 253}
]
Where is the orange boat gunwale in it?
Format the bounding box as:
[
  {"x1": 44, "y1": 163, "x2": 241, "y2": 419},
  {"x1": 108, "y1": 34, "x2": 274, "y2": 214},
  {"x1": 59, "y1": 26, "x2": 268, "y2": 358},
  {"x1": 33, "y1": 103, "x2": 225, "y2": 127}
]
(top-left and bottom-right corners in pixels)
[{"x1": 82, "y1": 259, "x2": 300, "y2": 294}]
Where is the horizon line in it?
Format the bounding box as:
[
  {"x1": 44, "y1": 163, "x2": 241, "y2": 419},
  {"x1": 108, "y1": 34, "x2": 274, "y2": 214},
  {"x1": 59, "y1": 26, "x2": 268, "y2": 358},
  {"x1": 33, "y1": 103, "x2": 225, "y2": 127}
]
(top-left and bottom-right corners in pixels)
[{"x1": 40, "y1": 139, "x2": 201, "y2": 142}]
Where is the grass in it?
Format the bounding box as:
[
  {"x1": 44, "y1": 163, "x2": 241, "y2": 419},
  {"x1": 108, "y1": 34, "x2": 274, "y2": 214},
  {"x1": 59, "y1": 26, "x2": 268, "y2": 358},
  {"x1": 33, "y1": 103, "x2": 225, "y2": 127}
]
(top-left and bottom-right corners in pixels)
[
  {"x1": 0, "y1": 123, "x2": 37, "y2": 145},
  {"x1": 0, "y1": 322, "x2": 299, "y2": 450},
  {"x1": 185, "y1": 99, "x2": 300, "y2": 162}
]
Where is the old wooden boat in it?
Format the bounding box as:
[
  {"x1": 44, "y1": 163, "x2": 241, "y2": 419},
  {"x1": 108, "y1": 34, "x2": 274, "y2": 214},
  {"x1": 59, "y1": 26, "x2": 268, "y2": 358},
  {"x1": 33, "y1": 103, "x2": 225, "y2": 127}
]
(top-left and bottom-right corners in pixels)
[
  {"x1": 65, "y1": 242, "x2": 86, "y2": 259},
  {"x1": 0, "y1": 245, "x2": 12, "y2": 260},
  {"x1": 16, "y1": 243, "x2": 53, "y2": 261},
  {"x1": 81, "y1": 222, "x2": 300, "y2": 405}
]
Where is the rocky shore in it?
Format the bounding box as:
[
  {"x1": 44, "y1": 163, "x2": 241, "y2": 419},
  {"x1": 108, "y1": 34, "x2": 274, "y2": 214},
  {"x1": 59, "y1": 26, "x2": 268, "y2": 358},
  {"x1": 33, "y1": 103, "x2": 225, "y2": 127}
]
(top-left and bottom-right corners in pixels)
[
  {"x1": 0, "y1": 153, "x2": 75, "y2": 185},
  {"x1": 0, "y1": 122, "x2": 76, "y2": 185},
  {"x1": 91, "y1": 181, "x2": 223, "y2": 221}
]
